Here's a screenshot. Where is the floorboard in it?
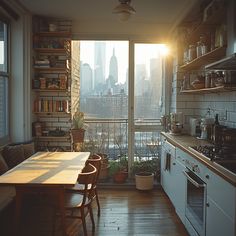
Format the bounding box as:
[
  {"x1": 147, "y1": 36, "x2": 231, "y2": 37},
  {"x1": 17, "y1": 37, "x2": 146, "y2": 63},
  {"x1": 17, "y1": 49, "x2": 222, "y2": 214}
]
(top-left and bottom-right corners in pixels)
[{"x1": 0, "y1": 187, "x2": 189, "y2": 236}]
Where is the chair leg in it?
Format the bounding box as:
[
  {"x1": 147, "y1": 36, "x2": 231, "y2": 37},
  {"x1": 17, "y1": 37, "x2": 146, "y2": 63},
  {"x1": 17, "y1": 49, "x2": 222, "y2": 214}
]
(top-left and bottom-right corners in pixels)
[
  {"x1": 88, "y1": 205, "x2": 95, "y2": 232},
  {"x1": 95, "y1": 189, "x2": 101, "y2": 216},
  {"x1": 80, "y1": 208, "x2": 87, "y2": 236}
]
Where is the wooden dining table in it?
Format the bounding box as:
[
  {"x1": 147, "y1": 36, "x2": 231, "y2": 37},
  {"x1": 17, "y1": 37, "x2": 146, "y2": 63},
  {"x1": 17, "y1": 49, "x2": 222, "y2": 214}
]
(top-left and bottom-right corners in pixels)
[{"x1": 0, "y1": 151, "x2": 90, "y2": 236}]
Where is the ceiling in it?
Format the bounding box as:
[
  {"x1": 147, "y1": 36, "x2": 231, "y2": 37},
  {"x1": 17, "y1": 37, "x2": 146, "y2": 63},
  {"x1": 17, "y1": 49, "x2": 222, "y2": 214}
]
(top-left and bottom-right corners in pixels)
[{"x1": 18, "y1": 0, "x2": 200, "y2": 41}]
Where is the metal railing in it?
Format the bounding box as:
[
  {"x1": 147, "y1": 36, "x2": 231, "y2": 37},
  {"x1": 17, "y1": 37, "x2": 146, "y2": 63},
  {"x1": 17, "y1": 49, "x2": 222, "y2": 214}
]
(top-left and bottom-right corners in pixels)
[{"x1": 84, "y1": 118, "x2": 162, "y2": 160}]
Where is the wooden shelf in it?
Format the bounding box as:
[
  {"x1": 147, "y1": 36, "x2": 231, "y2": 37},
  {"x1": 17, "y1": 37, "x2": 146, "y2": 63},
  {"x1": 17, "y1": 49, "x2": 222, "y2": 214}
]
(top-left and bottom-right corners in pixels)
[
  {"x1": 180, "y1": 85, "x2": 236, "y2": 94},
  {"x1": 34, "y1": 135, "x2": 71, "y2": 141},
  {"x1": 33, "y1": 89, "x2": 69, "y2": 92},
  {"x1": 182, "y1": 0, "x2": 227, "y2": 42},
  {"x1": 34, "y1": 48, "x2": 68, "y2": 53},
  {"x1": 35, "y1": 31, "x2": 71, "y2": 37},
  {"x1": 34, "y1": 67, "x2": 68, "y2": 72},
  {"x1": 33, "y1": 112, "x2": 70, "y2": 117},
  {"x1": 180, "y1": 46, "x2": 226, "y2": 71}
]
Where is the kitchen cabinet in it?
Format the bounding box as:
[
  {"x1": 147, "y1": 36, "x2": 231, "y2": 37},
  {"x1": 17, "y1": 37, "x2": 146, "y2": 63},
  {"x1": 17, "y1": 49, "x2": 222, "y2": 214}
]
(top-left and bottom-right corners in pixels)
[
  {"x1": 161, "y1": 136, "x2": 186, "y2": 223},
  {"x1": 160, "y1": 136, "x2": 176, "y2": 201},
  {"x1": 206, "y1": 197, "x2": 234, "y2": 236},
  {"x1": 205, "y1": 167, "x2": 236, "y2": 236},
  {"x1": 32, "y1": 16, "x2": 72, "y2": 151},
  {"x1": 172, "y1": 148, "x2": 186, "y2": 223}
]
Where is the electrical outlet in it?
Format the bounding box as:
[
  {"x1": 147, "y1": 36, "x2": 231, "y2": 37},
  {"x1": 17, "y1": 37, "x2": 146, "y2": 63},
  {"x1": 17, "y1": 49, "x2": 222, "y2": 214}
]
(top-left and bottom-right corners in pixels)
[{"x1": 219, "y1": 110, "x2": 227, "y2": 121}]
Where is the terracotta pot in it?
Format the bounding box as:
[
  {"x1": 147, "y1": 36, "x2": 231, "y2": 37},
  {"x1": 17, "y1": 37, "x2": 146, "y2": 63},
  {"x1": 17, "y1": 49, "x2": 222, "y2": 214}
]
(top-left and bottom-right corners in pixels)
[
  {"x1": 113, "y1": 171, "x2": 128, "y2": 184},
  {"x1": 99, "y1": 164, "x2": 110, "y2": 181},
  {"x1": 71, "y1": 129, "x2": 85, "y2": 143}
]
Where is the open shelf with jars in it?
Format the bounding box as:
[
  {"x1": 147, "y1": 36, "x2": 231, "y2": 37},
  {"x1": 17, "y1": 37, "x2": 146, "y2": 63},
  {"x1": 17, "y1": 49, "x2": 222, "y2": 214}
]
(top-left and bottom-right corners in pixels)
[
  {"x1": 180, "y1": 46, "x2": 226, "y2": 71},
  {"x1": 177, "y1": 0, "x2": 236, "y2": 95},
  {"x1": 32, "y1": 16, "x2": 72, "y2": 151},
  {"x1": 180, "y1": 84, "x2": 236, "y2": 94}
]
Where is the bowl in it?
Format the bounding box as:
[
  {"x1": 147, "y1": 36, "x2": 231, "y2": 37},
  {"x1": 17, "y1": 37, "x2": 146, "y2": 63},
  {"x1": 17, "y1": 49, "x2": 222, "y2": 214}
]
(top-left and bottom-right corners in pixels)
[{"x1": 192, "y1": 83, "x2": 205, "y2": 89}]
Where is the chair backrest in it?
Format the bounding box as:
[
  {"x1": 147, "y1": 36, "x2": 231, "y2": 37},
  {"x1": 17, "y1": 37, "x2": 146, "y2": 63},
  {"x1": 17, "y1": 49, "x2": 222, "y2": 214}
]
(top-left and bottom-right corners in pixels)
[
  {"x1": 78, "y1": 163, "x2": 97, "y2": 203},
  {"x1": 86, "y1": 154, "x2": 102, "y2": 183}
]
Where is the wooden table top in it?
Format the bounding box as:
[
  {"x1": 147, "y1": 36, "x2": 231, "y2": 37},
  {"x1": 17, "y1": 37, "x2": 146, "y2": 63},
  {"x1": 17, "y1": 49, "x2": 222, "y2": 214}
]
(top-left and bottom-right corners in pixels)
[{"x1": 0, "y1": 152, "x2": 90, "y2": 187}]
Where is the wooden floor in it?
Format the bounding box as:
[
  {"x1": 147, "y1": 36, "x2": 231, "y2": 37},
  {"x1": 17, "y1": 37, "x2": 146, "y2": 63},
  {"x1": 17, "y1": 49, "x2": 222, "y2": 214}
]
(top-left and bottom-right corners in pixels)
[{"x1": 0, "y1": 187, "x2": 189, "y2": 236}]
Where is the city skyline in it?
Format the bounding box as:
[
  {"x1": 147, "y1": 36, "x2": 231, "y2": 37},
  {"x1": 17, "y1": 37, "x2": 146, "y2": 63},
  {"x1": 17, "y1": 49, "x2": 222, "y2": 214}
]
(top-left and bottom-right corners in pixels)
[{"x1": 80, "y1": 40, "x2": 128, "y2": 84}]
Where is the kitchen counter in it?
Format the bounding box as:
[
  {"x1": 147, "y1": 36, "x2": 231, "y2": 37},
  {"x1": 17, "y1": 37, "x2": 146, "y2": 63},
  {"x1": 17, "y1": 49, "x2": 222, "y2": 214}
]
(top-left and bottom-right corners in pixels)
[{"x1": 161, "y1": 132, "x2": 236, "y2": 186}]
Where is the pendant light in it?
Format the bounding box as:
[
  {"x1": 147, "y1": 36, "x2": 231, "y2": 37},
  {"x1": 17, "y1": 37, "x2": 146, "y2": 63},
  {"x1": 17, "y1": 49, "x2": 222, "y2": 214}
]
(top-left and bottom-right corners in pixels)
[{"x1": 112, "y1": 0, "x2": 136, "y2": 21}]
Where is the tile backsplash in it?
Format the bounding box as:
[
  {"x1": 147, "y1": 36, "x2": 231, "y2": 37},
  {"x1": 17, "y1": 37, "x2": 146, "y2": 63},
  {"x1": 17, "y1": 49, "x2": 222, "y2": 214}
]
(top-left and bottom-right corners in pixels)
[{"x1": 171, "y1": 70, "x2": 236, "y2": 131}]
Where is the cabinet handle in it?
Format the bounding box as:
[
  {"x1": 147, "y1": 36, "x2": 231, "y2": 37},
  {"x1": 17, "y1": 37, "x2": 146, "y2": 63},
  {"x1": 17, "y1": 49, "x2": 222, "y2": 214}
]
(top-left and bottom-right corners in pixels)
[
  {"x1": 206, "y1": 174, "x2": 209, "y2": 179},
  {"x1": 206, "y1": 202, "x2": 210, "y2": 207},
  {"x1": 173, "y1": 162, "x2": 176, "y2": 165}
]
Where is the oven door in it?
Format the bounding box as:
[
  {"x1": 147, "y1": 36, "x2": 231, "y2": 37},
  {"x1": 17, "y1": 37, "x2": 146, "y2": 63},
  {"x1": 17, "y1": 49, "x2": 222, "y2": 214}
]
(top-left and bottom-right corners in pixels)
[{"x1": 183, "y1": 169, "x2": 206, "y2": 236}]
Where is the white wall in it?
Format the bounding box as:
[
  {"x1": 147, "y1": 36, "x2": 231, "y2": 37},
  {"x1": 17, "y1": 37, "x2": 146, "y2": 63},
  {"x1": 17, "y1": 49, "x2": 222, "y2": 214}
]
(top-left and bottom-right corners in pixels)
[{"x1": 9, "y1": 1, "x2": 32, "y2": 142}]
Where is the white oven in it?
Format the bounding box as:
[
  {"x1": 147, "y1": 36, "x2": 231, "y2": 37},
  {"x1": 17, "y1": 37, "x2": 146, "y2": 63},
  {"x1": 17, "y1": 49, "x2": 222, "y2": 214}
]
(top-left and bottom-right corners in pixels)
[{"x1": 183, "y1": 156, "x2": 207, "y2": 236}]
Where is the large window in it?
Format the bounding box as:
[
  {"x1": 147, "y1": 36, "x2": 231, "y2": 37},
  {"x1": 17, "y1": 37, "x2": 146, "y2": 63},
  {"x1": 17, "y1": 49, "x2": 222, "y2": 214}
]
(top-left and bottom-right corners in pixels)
[
  {"x1": 0, "y1": 20, "x2": 9, "y2": 145},
  {"x1": 79, "y1": 41, "x2": 166, "y2": 162},
  {"x1": 80, "y1": 40, "x2": 129, "y2": 119}
]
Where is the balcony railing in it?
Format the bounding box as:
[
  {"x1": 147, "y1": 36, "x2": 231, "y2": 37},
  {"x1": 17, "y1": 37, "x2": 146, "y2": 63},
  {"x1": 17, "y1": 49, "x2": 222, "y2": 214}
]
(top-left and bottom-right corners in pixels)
[{"x1": 84, "y1": 118, "x2": 162, "y2": 160}]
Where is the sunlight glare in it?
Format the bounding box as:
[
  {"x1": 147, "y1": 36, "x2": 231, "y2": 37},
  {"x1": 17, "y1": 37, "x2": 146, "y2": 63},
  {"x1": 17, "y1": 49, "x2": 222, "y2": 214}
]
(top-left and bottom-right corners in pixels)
[{"x1": 159, "y1": 44, "x2": 169, "y2": 56}]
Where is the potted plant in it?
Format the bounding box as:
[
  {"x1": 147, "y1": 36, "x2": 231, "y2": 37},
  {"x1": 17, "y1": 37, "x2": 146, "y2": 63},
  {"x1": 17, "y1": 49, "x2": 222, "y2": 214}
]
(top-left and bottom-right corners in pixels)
[
  {"x1": 131, "y1": 158, "x2": 160, "y2": 190},
  {"x1": 71, "y1": 111, "x2": 88, "y2": 151},
  {"x1": 109, "y1": 156, "x2": 128, "y2": 184},
  {"x1": 83, "y1": 131, "x2": 110, "y2": 182}
]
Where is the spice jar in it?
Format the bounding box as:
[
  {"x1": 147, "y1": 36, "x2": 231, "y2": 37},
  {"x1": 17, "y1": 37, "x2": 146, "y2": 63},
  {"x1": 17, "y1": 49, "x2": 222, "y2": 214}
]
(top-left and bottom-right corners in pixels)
[
  {"x1": 188, "y1": 45, "x2": 196, "y2": 61},
  {"x1": 196, "y1": 41, "x2": 202, "y2": 57},
  {"x1": 205, "y1": 73, "x2": 211, "y2": 88}
]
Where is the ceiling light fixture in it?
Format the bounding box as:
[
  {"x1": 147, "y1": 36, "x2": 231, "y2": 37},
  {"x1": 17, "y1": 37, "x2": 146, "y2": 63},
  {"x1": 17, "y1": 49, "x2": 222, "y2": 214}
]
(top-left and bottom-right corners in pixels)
[{"x1": 112, "y1": 0, "x2": 136, "y2": 21}]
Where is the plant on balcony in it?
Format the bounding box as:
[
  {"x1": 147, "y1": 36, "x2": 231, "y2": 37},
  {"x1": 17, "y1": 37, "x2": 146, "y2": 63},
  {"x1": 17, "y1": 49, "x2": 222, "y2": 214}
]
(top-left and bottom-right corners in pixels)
[
  {"x1": 109, "y1": 156, "x2": 128, "y2": 184},
  {"x1": 131, "y1": 158, "x2": 160, "y2": 190},
  {"x1": 83, "y1": 130, "x2": 110, "y2": 182},
  {"x1": 71, "y1": 111, "x2": 86, "y2": 143}
]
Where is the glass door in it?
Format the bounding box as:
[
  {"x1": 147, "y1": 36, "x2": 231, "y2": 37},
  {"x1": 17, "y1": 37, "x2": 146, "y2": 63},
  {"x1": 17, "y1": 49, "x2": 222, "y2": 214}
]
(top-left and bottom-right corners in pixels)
[{"x1": 128, "y1": 42, "x2": 168, "y2": 171}]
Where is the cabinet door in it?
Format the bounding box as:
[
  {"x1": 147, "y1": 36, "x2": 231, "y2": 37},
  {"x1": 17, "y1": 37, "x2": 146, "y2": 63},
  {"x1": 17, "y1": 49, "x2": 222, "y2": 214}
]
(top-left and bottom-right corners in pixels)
[
  {"x1": 161, "y1": 147, "x2": 173, "y2": 198},
  {"x1": 206, "y1": 197, "x2": 234, "y2": 236},
  {"x1": 171, "y1": 157, "x2": 186, "y2": 223},
  {"x1": 206, "y1": 168, "x2": 236, "y2": 220}
]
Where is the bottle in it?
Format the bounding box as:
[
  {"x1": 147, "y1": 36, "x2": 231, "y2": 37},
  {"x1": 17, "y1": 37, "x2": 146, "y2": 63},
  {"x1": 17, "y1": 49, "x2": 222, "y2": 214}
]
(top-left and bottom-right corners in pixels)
[{"x1": 212, "y1": 114, "x2": 221, "y2": 148}]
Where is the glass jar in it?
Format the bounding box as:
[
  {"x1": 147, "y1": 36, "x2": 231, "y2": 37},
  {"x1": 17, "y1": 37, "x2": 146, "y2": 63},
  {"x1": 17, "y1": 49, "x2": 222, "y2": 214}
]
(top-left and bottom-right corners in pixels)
[
  {"x1": 188, "y1": 45, "x2": 196, "y2": 61},
  {"x1": 196, "y1": 41, "x2": 202, "y2": 57}
]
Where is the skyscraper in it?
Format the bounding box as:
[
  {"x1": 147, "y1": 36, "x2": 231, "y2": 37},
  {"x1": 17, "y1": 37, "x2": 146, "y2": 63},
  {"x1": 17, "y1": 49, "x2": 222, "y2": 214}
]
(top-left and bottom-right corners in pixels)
[
  {"x1": 109, "y1": 48, "x2": 118, "y2": 84},
  {"x1": 94, "y1": 42, "x2": 106, "y2": 91},
  {"x1": 80, "y1": 63, "x2": 93, "y2": 96}
]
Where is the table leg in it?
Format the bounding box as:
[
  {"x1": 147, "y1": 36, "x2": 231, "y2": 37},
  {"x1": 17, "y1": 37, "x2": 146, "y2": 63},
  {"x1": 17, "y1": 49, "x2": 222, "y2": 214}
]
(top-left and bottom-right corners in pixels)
[
  {"x1": 14, "y1": 187, "x2": 23, "y2": 236},
  {"x1": 58, "y1": 187, "x2": 66, "y2": 236}
]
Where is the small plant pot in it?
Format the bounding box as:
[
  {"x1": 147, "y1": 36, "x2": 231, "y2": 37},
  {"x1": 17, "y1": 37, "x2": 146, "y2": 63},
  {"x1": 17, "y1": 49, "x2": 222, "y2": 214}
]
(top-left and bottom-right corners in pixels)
[
  {"x1": 113, "y1": 171, "x2": 128, "y2": 184},
  {"x1": 71, "y1": 129, "x2": 85, "y2": 143},
  {"x1": 99, "y1": 164, "x2": 110, "y2": 181},
  {"x1": 135, "y1": 172, "x2": 154, "y2": 190}
]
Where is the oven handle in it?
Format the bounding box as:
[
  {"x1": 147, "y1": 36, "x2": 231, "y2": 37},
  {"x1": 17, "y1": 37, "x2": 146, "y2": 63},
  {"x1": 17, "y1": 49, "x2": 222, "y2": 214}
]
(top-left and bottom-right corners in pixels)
[{"x1": 183, "y1": 170, "x2": 205, "y2": 188}]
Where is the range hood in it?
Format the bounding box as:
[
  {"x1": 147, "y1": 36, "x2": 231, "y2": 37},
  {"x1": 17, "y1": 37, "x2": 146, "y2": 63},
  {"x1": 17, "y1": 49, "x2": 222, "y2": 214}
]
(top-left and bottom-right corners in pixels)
[{"x1": 205, "y1": 53, "x2": 236, "y2": 70}]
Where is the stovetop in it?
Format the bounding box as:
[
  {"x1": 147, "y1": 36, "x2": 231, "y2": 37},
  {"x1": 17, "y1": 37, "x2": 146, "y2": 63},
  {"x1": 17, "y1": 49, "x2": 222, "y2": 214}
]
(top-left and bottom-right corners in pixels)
[{"x1": 189, "y1": 145, "x2": 236, "y2": 175}]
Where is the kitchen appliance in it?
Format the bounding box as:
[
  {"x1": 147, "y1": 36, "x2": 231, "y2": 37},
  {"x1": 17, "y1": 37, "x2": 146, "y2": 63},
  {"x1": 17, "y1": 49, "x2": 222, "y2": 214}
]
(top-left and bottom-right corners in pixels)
[
  {"x1": 183, "y1": 155, "x2": 207, "y2": 236},
  {"x1": 190, "y1": 117, "x2": 201, "y2": 137},
  {"x1": 200, "y1": 118, "x2": 214, "y2": 140},
  {"x1": 170, "y1": 112, "x2": 183, "y2": 134}
]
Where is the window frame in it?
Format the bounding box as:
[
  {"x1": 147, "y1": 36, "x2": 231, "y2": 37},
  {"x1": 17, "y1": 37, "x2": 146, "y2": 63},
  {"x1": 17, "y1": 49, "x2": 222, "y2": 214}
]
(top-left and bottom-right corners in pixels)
[{"x1": 0, "y1": 19, "x2": 10, "y2": 146}]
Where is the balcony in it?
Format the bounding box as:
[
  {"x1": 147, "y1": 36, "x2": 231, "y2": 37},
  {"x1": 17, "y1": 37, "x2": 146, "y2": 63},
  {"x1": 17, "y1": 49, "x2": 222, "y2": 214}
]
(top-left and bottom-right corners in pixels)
[{"x1": 84, "y1": 118, "x2": 162, "y2": 161}]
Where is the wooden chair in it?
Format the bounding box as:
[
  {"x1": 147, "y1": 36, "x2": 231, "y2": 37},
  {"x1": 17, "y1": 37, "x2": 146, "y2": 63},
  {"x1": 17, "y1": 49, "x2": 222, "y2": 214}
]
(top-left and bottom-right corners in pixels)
[
  {"x1": 68, "y1": 154, "x2": 102, "y2": 216},
  {"x1": 63, "y1": 163, "x2": 97, "y2": 236}
]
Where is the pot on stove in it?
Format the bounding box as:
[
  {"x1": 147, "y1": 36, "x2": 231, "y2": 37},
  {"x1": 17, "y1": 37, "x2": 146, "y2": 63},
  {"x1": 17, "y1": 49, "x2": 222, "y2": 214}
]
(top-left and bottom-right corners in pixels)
[{"x1": 221, "y1": 128, "x2": 236, "y2": 148}]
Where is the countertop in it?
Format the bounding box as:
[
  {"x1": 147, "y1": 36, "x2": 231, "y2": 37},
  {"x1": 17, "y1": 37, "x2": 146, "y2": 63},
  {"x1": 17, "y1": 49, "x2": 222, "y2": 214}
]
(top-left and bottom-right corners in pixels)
[{"x1": 161, "y1": 132, "x2": 236, "y2": 186}]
